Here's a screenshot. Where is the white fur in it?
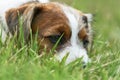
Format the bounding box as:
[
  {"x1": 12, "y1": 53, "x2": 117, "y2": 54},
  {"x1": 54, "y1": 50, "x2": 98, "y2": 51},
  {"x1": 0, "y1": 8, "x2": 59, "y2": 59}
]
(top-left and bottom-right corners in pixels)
[
  {"x1": 0, "y1": 0, "x2": 49, "y2": 20},
  {"x1": 38, "y1": 0, "x2": 49, "y2": 3},
  {"x1": 55, "y1": 4, "x2": 90, "y2": 64},
  {"x1": 85, "y1": 14, "x2": 93, "y2": 22},
  {"x1": 0, "y1": 0, "x2": 49, "y2": 17}
]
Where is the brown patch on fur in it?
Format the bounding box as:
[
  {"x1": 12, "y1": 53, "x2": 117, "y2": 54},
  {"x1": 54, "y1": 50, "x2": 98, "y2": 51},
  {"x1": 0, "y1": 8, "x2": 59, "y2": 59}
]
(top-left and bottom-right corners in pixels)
[
  {"x1": 78, "y1": 27, "x2": 88, "y2": 41},
  {"x1": 31, "y1": 3, "x2": 71, "y2": 52},
  {"x1": 5, "y1": 4, "x2": 36, "y2": 42},
  {"x1": 5, "y1": 2, "x2": 71, "y2": 53},
  {"x1": 78, "y1": 27, "x2": 90, "y2": 49},
  {"x1": 5, "y1": 5, "x2": 28, "y2": 35}
]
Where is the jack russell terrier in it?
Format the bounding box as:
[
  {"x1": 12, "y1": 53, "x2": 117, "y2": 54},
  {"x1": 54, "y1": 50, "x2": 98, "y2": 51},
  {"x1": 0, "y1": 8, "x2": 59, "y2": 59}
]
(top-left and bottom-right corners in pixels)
[{"x1": 0, "y1": 0, "x2": 93, "y2": 64}]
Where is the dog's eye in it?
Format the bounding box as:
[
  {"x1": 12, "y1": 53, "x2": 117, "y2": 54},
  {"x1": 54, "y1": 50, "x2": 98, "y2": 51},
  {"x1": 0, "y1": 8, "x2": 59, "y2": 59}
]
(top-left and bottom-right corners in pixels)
[
  {"x1": 83, "y1": 39, "x2": 89, "y2": 48},
  {"x1": 48, "y1": 35, "x2": 64, "y2": 45}
]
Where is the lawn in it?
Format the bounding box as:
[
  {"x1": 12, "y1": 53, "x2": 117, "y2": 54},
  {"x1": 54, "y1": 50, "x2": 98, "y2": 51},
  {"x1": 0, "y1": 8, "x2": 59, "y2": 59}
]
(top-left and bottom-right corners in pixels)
[{"x1": 0, "y1": 0, "x2": 120, "y2": 80}]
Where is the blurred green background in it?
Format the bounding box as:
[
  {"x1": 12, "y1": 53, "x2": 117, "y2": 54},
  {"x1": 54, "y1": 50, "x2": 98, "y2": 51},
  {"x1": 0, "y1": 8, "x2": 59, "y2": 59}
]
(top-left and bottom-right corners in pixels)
[{"x1": 0, "y1": 0, "x2": 120, "y2": 80}]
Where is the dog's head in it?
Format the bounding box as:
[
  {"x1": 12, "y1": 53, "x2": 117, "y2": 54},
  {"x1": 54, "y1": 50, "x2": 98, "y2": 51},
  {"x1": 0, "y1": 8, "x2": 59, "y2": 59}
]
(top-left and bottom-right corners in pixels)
[{"x1": 5, "y1": 2, "x2": 92, "y2": 64}]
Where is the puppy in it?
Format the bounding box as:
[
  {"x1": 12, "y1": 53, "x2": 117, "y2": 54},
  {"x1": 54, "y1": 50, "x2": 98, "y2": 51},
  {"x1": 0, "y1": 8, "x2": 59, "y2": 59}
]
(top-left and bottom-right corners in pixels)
[{"x1": 0, "y1": 0, "x2": 92, "y2": 64}]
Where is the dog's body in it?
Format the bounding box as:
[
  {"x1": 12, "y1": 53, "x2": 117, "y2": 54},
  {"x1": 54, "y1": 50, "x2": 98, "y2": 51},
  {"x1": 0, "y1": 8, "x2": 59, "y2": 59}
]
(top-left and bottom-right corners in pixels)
[{"x1": 0, "y1": 0, "x2": 92, "y2": 64}]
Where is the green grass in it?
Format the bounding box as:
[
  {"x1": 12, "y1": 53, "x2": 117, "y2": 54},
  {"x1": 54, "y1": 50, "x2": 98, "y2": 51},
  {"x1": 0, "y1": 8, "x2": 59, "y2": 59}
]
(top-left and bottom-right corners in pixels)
[{"x1": 0, "y1": 0, "x2": 120, "y2": 80}]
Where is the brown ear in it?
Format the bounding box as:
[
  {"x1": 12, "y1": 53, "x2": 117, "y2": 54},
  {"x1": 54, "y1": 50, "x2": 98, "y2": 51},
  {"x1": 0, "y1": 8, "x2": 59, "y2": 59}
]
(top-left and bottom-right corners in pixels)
[{"x1": 5, "y1": 4, "x2": 41, "y2": 41}]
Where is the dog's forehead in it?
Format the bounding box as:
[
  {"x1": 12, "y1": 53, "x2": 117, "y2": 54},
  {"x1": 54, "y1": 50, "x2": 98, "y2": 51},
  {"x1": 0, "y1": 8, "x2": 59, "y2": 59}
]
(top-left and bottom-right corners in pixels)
[
  {"x1": 58, "y1": 4, "x2": 86, "y2": 35},
  {"x1": 32, "y1": 2, "x2": 88, "y2": 38},
  {"x1": 31, "y1": 3, "x2": 71, "y2": 36},
  {"x1": 40, "y1": 3, "x2": 84, "y2": 32}
]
